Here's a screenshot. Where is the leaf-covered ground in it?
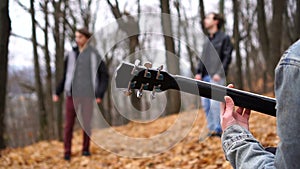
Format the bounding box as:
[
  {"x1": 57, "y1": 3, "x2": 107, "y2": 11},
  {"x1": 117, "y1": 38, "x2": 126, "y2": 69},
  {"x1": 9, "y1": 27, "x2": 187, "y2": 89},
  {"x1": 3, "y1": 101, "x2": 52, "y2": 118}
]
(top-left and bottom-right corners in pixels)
[{"x1": 0, "y1": 108, "x2": 278, "y2": 169}]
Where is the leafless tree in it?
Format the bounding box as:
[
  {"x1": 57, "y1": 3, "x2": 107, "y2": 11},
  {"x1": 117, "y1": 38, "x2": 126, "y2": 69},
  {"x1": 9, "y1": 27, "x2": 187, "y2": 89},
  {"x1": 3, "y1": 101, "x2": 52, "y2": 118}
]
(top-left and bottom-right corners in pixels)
[
  {"x1": 198, "y1": 0, "x2": 207, "y2": 35},
  {"x1": 0, "y1": 0, "x2": 11, "y2": 149},
  {"x1": 39, "y1": 0, "x2": 56, "y2": 138},
  {"x1": 30, "y1": 0, "x2": 48, "y2": 140},
  {"x1": 51, "y1": 0, "x2": 67, "y2": 141},
  {"x1": 106, "y1": 0, "x2": 141, "y2": 118},
  {"x1": 160, "y1": 0, "x2": 181, "y2": 115},
  {"x1": 233, "y1": 0, "x2": 243, "y2": 89},
  {"x1": 257, "y1": 0, "x2": 286, "y2": 92}
]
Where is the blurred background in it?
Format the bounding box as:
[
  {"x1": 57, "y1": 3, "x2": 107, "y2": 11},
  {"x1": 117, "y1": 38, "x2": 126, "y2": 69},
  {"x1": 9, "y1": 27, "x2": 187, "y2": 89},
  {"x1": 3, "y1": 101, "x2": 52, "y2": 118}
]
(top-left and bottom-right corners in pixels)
[{"x1": 0, "y1": 0, "x2": 299, "y2": 149}]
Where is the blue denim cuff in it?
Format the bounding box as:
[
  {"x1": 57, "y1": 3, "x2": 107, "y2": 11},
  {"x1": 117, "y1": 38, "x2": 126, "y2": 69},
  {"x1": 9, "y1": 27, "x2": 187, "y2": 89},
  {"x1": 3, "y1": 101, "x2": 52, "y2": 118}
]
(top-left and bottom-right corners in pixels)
[{"x1": 222, "y1": 125, "x2": 257, "y2": 151}]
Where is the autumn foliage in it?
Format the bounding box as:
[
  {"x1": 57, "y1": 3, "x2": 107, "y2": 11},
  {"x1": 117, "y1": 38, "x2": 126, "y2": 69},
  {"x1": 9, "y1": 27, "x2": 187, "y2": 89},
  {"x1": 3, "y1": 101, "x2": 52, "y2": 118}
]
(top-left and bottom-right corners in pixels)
[{"x1": 0, "y1": 108, "x2": 278, "y2": 169}]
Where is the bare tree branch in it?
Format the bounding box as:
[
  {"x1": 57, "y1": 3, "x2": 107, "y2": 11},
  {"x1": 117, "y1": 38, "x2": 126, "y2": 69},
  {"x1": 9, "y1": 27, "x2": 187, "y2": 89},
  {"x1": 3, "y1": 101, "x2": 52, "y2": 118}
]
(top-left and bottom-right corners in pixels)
[
  {"x1": 106, "y1": 0, "x2": 122, "y2": 18},
  {"x1": 11, "y1": 32, "x2": 45, "y2": 49},
  {"x1": 11, "y1": 32, "x2": 31, "y2": 41},
  {"x1": 91, "y1": 0, "x2": 100, "y2": 32},
  {"x1": 16, "y1": 0, "x2": 30, "y2": 12},
  {"x1": 18, "y1": 82, "x2": 36, "y2": 93}
]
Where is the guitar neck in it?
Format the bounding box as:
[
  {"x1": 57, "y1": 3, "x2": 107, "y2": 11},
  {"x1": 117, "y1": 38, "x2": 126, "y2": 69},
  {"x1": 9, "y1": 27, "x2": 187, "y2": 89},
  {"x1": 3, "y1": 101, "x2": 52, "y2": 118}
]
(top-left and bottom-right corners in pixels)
[
  {"x1": 170, "y1": 75, "x2": 276, "y2": 117},
  {"x1": 114, "y1": 61, "x2": 276, "y2": 117}
]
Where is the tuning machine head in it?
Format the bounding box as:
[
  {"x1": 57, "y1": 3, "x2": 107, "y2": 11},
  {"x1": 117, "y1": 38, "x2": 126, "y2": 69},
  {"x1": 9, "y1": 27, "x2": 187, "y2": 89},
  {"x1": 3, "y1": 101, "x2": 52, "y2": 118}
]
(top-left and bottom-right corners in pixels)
[
  {"x1": 150, "y1": 90, "x2": 156, "y2": 100},
  {"x1": 137, "y1": 90, "x2": 143, "y2": 98},
  {"x1": 150, "y1": 85, "x2": 162, "y2": 100},
  {"x1": 123, "y1": 81, "x2": 137, "y2": 96},
  {"x1": 143, "y1": 62, "x2": 152, "y2": 78},
  {"x1": 131, "y1": 59, "x2": 141, "y2": 76},
  {"x1": 136, "y1": 83, "x2": 150, "y2": 99},
  {"x1": 124, "y1": 90, "x2": 133, "y2": 96},
  {"x1": 134, "y1": 59, "x2": 141, "y2": 66},
  {"x1": 156, "y1": 65, "x2": 164, "y2": 80},
  {"x1": 144, "y1": 62, "x2": 152, "y2": 69}
]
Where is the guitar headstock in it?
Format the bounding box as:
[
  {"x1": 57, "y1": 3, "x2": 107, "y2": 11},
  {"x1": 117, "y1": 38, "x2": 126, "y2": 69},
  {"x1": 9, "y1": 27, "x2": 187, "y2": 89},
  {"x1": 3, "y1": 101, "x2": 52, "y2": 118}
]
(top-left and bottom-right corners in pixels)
[{"x1": 115, "y1": 60, "x2": 177, "y2": 99}]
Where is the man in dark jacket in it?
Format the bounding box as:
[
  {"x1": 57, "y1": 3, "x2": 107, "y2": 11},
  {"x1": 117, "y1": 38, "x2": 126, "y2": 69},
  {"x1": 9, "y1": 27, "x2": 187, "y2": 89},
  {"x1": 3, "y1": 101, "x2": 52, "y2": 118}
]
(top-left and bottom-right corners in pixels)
[
  {"x1": 195, "y1": 12, "x2": 233, "y2": 140},
  {"x1": 53, "y1": 28, "x2": 108, "y2": 160}
]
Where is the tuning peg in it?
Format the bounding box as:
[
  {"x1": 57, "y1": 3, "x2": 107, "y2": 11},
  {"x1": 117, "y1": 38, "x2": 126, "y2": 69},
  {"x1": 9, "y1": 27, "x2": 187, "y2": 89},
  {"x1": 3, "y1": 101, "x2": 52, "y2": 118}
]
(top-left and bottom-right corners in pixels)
[
  {"x1": 123, "y1": 81, "x2": 135, "y2": 96},
  {"x1": 144, "y1": 62, "x2": 152, "y2": 69},
  {"x1": 131, "y1": 59, "x2": 141, "y2": 75},
  {"x1": 143, "y1": 62, "x2": 152, "y2": 78},
  {"x1": 130, "y1": 81, "x2": 137, "y2": 88},
  {"x1": 157, "y1": 65, "x2": 163, "y2": 70},
  {"x1": 137, "y1": 90, "x2": 143, "y2": 98},
  {"x1": 154, "y1": 85, "x2": 162, "y2": 92},
  {"x1": 124, "y1": 89, "x2": 133, "y2": 96},
  {"x1": 143, "y1": 83, "x2": 149, "y2": 90},
  {"x1": 137, "y1": 84, "x2": 144, "y2": 99},
  {"x1": 135, "y1": 59, "x2": 141, "y2": 66},
  {"x1": 156, "y1": 65, "x2": 164, "y2": 80},
  {"x1": 151, "y1": 88, "x2": 156, "y2": 100},
  {"x1": 151, "y1": 85, "x2": 162, "y2": 100}
]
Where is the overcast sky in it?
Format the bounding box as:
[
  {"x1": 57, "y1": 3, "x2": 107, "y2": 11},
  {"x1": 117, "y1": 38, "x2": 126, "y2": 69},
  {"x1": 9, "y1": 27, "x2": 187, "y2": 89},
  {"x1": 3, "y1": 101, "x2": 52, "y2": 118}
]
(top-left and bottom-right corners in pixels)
[{"x1": 8, "y1": 0, "x2": 227, "y2": 68}]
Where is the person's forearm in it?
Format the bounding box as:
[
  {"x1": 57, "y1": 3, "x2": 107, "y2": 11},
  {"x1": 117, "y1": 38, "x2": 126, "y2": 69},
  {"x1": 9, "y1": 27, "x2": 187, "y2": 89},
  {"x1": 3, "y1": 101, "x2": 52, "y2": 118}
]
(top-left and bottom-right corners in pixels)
[
  {"x1": 55, "y1": 57, "x2": 68, "y2": 95},
  {"x1": 222, "y1": 125, "x2": 275, "y2": 169},
  {"x1": 95, "y1": 62, "x2": 109, "y2": 98},
  {"x1": 55, "y1": 77, "x2": 65, "y2": 95}
]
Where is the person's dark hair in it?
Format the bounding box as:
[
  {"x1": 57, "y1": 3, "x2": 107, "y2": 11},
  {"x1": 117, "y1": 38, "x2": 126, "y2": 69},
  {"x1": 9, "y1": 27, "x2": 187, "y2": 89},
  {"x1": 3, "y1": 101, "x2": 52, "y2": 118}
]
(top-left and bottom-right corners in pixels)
[
  {"x1": 210, "y1": 12, "x2": 225, "y2": 30},
  {"x1": 76, "y1": 27, "x2": 92, "y2": 39}
]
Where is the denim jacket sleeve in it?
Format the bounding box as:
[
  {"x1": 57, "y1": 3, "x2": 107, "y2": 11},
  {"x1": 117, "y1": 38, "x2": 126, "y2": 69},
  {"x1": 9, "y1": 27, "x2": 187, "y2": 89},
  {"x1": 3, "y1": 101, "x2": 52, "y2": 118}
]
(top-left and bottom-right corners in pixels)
[
  {"x1": 222, "y1": 39, "x2": 300, "y2": 169},
  {"x1": 222, "y1": 125, "x2": 275, "y2": 169}
]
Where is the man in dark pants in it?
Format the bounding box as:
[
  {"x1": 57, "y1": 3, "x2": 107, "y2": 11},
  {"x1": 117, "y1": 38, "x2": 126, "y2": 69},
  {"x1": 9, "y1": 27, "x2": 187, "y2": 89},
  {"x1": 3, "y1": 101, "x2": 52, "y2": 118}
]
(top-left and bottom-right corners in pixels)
[
  {"x1": 53, "y1": 28, "x2": 108, "y2": 160},
  {"x1": 195, "y1": 12, "x2": 233, "y2": 140}
]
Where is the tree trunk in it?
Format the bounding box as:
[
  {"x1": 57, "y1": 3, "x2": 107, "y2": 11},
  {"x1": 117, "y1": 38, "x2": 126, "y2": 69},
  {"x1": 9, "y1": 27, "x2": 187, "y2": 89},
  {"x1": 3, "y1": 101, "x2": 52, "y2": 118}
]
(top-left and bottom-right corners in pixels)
[
  {"x1": 257, "y1": 0, "x2": 269, "y2": 55},
  {"x1": 219, "y1": 0, "x2": 225, "y2": 32},
  {"x1": 30, "y1": 0, "x2": 48, "y2": 140},
  {"x1": 284, "y1": 0, "x2": 300, "y2": 47},
  {"x1": 257, "y1": 0, "x2": 286, "y2": 92},
  {"x1": 233, "y1": 0, "x2": 243, "y2": 89},
  {"x1": 42, "y1": 0, "x2": 55, "y2": 139},
  {"x1": 269, "y1": 0, "x2": 286, "y2": 76},
  {"x1": 245, "y1": 34, "x2": 255, "y2": 91},
  {"x1": 198, "y1": 0, "x2": 207, "y2": 35},
  {"x1": 160, "y1": 0, "x2": 181, "y2": 115},
  {"x1": 103, "y1": 75, "x2": 112, "y2": 125},
  {"x1": 219, "y1": 0, "x2": 225, "y2": 16},
  {"x1": 245, "y1": 46, "x2": 253, "y2": 91},
  {"x1": 129, "y1": 35, "x2": 141, "y2": 117},
  {"x1": 174, "y1": 1, "x2": 181, "y2": 59},
  {"x1": 257, "y1": 0, "x2": 270, "y2": 92},
  {"x1": 0, "y1": 0, "x2": 11, "y2": 149},
  {"x1": 52, "y1": 0, "x2": 65, "y2": 141},
  {"x1": 104, "y1": 53, "x2": 114, "y2": 125},
  {"x1": 106, "y1": 0, "x2": 141, "y2": 122},
  {"x1": 182, "y1": 5, "x2": 196, "y2": 75},
  {"x1": 241, "y1": 0, "x2": 253, "y2": 91},
  {"x1": 77, "y1": 0, "x2": 93, "y2": 31}
]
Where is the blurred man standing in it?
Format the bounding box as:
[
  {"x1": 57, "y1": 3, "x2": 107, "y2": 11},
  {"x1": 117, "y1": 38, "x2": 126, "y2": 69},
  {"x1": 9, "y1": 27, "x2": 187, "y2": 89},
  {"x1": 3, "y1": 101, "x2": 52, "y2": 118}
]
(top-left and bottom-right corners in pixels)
[
  {"x1": 53, "y1": 28, "x2": 108, "y2": 160},
  {"x1": 195, "y1": 12, "x2": 233, "y2": 140}
]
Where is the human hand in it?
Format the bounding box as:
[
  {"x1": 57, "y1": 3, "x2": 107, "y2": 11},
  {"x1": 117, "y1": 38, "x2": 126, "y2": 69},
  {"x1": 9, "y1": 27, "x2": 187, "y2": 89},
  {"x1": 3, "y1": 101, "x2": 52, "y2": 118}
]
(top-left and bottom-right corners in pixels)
[
  {"x1": 195, "y1": 74, "x2": 202, "y2": 80},
  {"x1": 53, "y1": 95, "x2": 59, "y2": 102},
  {"x1": 220, "y1": 84, "x2": 251, "y2": 131},
  {"x1": 212, "y1": 74, "x2": 221, "y2": 82},
  {"x1": 96, "y1": 98, "x2": 102, "y2": 104}
]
